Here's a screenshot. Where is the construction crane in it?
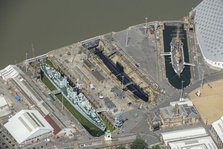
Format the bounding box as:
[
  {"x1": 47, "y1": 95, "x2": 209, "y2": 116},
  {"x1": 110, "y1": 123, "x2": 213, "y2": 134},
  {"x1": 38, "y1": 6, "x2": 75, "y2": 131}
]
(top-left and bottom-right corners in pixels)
[
  {"x1": 25, "y1": 52, "x2": 28, "y2": 72},
  {"x1": 32, "y1": 43, "x2": 38, "y2": 78}
]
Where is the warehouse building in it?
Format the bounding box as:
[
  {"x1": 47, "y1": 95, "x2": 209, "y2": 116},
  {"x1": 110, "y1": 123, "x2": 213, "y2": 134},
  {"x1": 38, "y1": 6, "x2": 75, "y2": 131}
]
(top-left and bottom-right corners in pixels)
[
  {"x1": 4, "y1": 110, "x2": 53, "y2": 145},
  {"x1": 161, "y1": 127, "x2": 217, "y2": 149}
]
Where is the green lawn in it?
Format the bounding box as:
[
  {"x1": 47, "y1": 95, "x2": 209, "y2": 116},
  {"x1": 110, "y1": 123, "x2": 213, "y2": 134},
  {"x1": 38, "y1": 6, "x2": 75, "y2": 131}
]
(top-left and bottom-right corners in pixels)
[
  {"x1": 100, "y1": 114, "x2": 115, "y2": 132},
  {"x1": 87, "y1": 100, "x2": 116, "y2": 132},
  {"x1": 56, "y1": 94, "x2": 104, "y2": 136},
  {"x1": 42, "y1": 75, "x2": 56, "y2": 91},
  {"x1": 45, "y1": 59, "x2": 55, "y2": 68}
]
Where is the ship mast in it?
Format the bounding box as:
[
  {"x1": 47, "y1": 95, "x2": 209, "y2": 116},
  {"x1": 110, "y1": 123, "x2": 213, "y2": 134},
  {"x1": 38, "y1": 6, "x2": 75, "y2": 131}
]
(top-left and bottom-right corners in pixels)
[{"x1": 176, "y1": 25, "x2": 180, "y2": 42}]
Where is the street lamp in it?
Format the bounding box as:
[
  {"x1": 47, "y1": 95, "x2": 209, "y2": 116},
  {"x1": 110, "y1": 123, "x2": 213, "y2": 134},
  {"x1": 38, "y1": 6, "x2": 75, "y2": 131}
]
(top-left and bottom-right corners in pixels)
[
  {"x1": 125, "y1": 28, "x2": 129, "y2": 47},
  {"x1": 201, "y1": 70, "x2": 204, "y2": 88},
  {"x1": 121, "y1": 75, "x2": 124, "y2": 99},
  {"x1": 25, "y1": 52, "x2": 28, "y2": 72},
  {"x1": 180, "y1": 80, "x2": 184, "y2": 101},
  {"x1": 62, "y1": 93, "x2": 64, "y2": 110}
]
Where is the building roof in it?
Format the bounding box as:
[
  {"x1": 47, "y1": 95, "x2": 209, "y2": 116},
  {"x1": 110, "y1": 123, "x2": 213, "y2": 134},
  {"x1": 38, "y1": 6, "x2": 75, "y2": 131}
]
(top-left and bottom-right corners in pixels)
[
  {"x1": 194, "y1": 0, "x2": 223, "y2": 63},
  {"x1": 111, "y1": 86, "x2": 123, "y2": 99},
  {"x1": 159, "y1": 104, "x2": 188, "y2": 119},
  {"x1": 0, "y1": 94, "x2": 7, "y2": 107},
  {"x1": 161, "y1": 127, "x2": 207, "y2": 145},
  {"x1": 149, "y1": 111, "x2": 161, "y2": 121},
  {"x1": 91, "y1": 70, "x2": 105, "y2": 81},
  {"x1": 159, "y1": 99, "x2": 198, "y2": 119},
  {"x1": 168, "y1": 136, "x2": 218, "y2": 149},
  {"x1": 170, "y1": 98, "x2": 193, "y2": 107},
  {"x1": 4, "y1": 110, "x2": 53, "y2": 144},
  {"x1": 84, "y1": 59, "x2": 94, "y2": 69},
  {"x1": 15, "y1": 95, "x2": 21, "y2": 101},
  {"x1": 212, "y1": 116, "x2": 223, "y2": 143},
  {"x1": 0, "y1": 65, "x2": 19, "y2": 81},
  {"x1": 44, "y1": 114, "x2": 61, "y2": 135},
  {"x1": 104, "y1": 97, "x2": 116, "y2": 110},
  {"x1": 0, "y1": 94, "x2": 11, "y2": 117}
]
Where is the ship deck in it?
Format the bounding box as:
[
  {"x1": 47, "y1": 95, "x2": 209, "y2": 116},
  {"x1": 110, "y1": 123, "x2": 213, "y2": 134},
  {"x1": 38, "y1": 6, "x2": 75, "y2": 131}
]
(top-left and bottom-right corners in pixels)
[{"x1": 171, "y1": 39, "x2": 184, "y2": 76}]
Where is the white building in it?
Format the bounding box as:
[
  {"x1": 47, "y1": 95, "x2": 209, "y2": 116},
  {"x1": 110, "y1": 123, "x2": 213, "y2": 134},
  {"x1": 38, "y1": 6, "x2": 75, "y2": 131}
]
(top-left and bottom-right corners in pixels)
[
  {"x1": 194, "y1": 0, "x2": 223, "y2": 69},
  {"x1": 211, "y1": 116, "x2": 223, "y2": 147},
  {"x1": 161, "y1": 127, "x2": 217, "y2": 149},
  {"x1": 4, "y1": 110, "x2": 53, "y2": 144},
  {"x1": 168, "y1": 136, "x2": 217, "y2": 149},
  {"x1": 169, "y1": 98, "x2": 193, "y2": 107},
  {"x1": 0, "y1": 94, "x2": 11, "y2": 117},
  {"x1": 0, "y1": 65, "x2": 19, "y2": 80}
]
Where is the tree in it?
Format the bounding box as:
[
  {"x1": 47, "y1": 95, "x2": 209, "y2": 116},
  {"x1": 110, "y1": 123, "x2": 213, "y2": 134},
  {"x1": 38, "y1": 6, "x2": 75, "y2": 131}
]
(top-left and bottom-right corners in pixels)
[
  {"x1": 151, "y1": 145, "x2": 160, "y2": 149},
  {"x1": 131, "y1": 139, "x2": 148, "y2": 149},
  {"x1": 116, "y1": 145, "x2": 126, "y2": 149}
]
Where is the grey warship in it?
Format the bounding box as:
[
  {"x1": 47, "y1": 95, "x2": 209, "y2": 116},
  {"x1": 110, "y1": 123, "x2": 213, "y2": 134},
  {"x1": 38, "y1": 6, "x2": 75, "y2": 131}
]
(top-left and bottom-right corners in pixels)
[
  {"x1": 40, "y1": 63, "x2": 106, "y2": 131},
  {"x1": 170, "y1": 26, "x2": 185, "y2": 76}
]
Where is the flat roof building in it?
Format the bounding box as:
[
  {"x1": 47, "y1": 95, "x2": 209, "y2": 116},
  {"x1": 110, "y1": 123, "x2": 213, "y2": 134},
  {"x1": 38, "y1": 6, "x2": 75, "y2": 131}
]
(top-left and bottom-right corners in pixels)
[
  {"x1": 0, "y1": 94, "x2": 11, "y2": 117},
  {"x1": 210, "y1": 116, "x2": 223, "y2": 147},
  {"x1": 161, "y1": 127, "x2": 218, "y2": 149},
  {"x1": 4, "y1": 110, "x2": 53, "y2": 144},
  {"x1": 161, "y1": 127, "x2": 207, "y2": 145},
  {"x1": 168, "y1": 136, "x2": 217, "y2": 149},
  {"x1": 0, "y1": 65, "x2": 19, "y2": 80},
  {"x1": 194, "y1": 0, "x2": 223, "y2": 68}
]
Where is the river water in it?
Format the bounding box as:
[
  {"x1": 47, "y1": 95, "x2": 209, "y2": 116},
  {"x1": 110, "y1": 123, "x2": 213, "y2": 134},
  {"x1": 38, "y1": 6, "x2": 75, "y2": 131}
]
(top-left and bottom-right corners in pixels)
[{"x1": 0, "y1": 0, "x2": 201, "y2": 69}]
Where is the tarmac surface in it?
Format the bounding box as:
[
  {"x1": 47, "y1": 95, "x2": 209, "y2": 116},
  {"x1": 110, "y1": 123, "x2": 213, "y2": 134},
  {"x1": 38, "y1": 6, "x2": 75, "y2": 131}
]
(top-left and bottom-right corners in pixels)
[{"x1": 112, "y1": 23, "x2": 183, "y2": 104}]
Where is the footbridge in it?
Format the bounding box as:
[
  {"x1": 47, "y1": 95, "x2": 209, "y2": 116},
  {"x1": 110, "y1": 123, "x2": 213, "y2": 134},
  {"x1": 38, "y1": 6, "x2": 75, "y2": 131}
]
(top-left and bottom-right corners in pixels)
[
  {"x1": 50, "y1": 90, "x2": 61, "y2": 95},
  {"x1": 160, "y1": 52, "x2": 171, "y2": 56},
  {"x1": 183, "y1": 62, "x2": 195, "y2": 66},
  {"x1": 48, "y1": 90, "x2": 61, "y2": 100}
]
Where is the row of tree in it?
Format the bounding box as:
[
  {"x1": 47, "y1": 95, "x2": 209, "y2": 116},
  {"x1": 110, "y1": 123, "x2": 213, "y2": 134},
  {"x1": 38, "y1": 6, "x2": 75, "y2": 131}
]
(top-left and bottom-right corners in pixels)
[{"x1": 116, "y1": 139, "x2": 160, "y2": 149}]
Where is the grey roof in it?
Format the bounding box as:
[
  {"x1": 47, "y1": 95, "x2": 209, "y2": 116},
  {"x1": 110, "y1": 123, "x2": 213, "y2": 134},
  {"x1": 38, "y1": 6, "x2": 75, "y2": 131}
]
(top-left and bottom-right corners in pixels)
[
  {"x1": 91, "y1": 70, "x2": 105, "y2": 81},
  {"x1": 149, "y1": 112, "x2": 161, "y2": 121},
  {"x1": 84, "y1": 60, "x2": 94, "y2": 69},
  {"x1": 104, "y1": 97, "x2": 116, "y2": 109},
  {"x1": 194, "y1": 0, "x2": 223, "y2": 63},
  {"x1": 111, "y1": 86, "x2": 123, "y2": 99},
  {"x1": 159, "y1": 106, "x2": 175, "y2": 119},
  {"x1": 184, "y1": 105, "x2": 198, "y2": 117},
  {"x1": 159, "y1": 105, "x2": 195, "y2": 119}
]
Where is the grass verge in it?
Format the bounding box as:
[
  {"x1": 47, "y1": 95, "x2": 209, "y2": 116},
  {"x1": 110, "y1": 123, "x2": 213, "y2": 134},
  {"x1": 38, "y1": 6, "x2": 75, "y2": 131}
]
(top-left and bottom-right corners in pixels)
[
  {"x1": 45, "y1": 59, "x2": 55, "y2": 68},
  {"x1": 56, "y1": 94, "x2": 104, "y2": 136},
  {"x1": 100, "y1": 114, "x2": 115, "y2": 132}
]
